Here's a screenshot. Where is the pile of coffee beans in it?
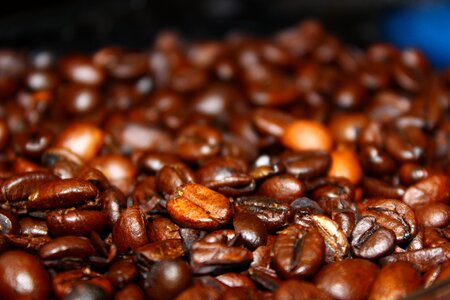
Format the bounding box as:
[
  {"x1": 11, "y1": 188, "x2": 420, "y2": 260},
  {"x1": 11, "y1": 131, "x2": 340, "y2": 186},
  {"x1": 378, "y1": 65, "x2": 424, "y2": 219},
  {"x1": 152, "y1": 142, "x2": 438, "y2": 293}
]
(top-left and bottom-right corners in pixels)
[{"x1": 0, "y1": 20, "x2": 449, "y2": 299}]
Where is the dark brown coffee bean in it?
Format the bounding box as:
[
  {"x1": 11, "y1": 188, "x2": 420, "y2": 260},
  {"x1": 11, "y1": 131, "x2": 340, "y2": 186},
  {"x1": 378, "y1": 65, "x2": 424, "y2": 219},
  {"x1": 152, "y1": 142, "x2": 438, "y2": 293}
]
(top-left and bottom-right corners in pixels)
[
  {"x1": 64, "y1": 282, "x2": 110, "y2": 300},
  {"x1": 1, "y1": 171, "x2": 58, "y2": 203},
  {"x1": 47, "y1": 209, "x2": 107, "y2": 236},
  {"x1": 14, "y1": 127, "x2": 54, "y2": 159},
  {"x1": 403, "y1": 175, "x2": 450, "y2": 208},
  {"x1": 138, "y1": 151, "x2": 180, "y2": 174},
  {"x1": 167, "y1": 183, "x2": 232, "y2": 230},
  {"x1": 415, "y1": 203, "x2": 450, "y2": 228},
  {"x1": 362, "y1": 177, "x2": 405, "y2": 199},
  {"x1": 280, "y1": 151, "x2": 331, "y2": 179},
  {"x1": 190, "y1": 230, "x2": 252, "y2": 275},
  {"x1": 52, "y1": 269, "x2": 113, "y2": 299},
  {"x1": 315, "y1": 259, "x2": 379, "y2": 300},
  {"x1": 107, "y1": 259, "x2": 138, "y2": 289},
  {"x1": 385, "y1": 125, "x2": 427, "y2": 163},
  {"x1": 368, "y1": 261, "x2": 422, "y2": 300},
  {"x1": 135, "y1": 239, "x2": 184, "y2": 266},
  {"x1": 5, "y1": 234, "x2": 52, "y2": 252},
  {"x1": 272, "y1": 225, "x2": 324, "y2": 279},
  {"x1": 156, "y1": 163, "x2": 195, "y2": 198},
  {"x1": 234, "y1": 196, "x2": 293, "y2": 231},
  {"x1": 274, "y1": 280, "x2": 332, "y2": 300},
  {"x1": 361, "y1": 199, "x2": 417, "y2": 243},
  {"x1": 142, "y1": 259, "x2": 193, "y2": 300},
  {"x1": 351, "y1": 216, "x2": 396, "y2": 259},
  {"x1": 19, "y1": 217, "x2": 48, "y2": 236},
  {"x1": 0, "y1": 250, "x2": 50, "y2": 300},
  {"x1": 115, "y1": 284, "x2": 145, "y2": 300},
  {"x1": 216, "y1": 273, "x2": 256, "y2": 289},
  {"x1": 252, "y1": 108, "x2": 294, "y2": 137},
  {"x1": 147, "y1": 217, "x2": 181, "y2": 242},
  {"x1": 248, "y1": 266, "x2": 282, "y2": 292},
  {"x1": 39, "y1": 236, "x2": 96, "y2": 260},
  {"x1": 62, "y1": 84, "x2": 102, "y2": 116},
  {"x1": 258, "y1": 174, "x2": 305, "y2": 204},
  {"x1": 91, "y1": 154, "x2": 136, "y2": 195},
  {"x1": 27, "y1": 178, "x2": 99, "y2": 211},
  {"x1": 232, "y1": 212, "x2": 267, "y2": 250},
  {"x1": 359, "y1": 144, "x2": 397, "y2": 176},
  {"x1": 175, "y1": 124, "x2": 222, "y2": 163},
  {"x1": 175, "y1": 285, "x2": 220, "y2": 300},
  {"x1": 99, "y1": 187, "x2": 126, "y2": 227},
  {"x1": 333, "y1": 82, "x2": 366, "y2": 110},
  {"x1": 331, "y1": 210, "x2": 356, "y2": 237},
  {"x1": 379, "y1": 247, "x2": 446, "y2": 272},
  {"x1": 112, "y1": 207, "x2": 148, "y2": 254}
]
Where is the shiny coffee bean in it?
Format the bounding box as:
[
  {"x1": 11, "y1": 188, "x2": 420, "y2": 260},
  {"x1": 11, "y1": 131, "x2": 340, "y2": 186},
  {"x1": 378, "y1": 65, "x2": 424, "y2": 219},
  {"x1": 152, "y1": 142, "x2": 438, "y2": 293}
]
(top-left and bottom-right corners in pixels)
[
  {"x1": 403, "y1": 175, "x2": 450, "y2": 208},
  {"x1": 280, "y1": 151, "x2": 331, "y2": 179},
  {"x1": 147, "y1": 217, "x2": 181, "y2": 242},
  {"x1": 115, "y1": 284, "x2": 145, "y2": 300},
  {"x1": 272, "y1": 225, "x2": 324, "y2": 279},
  {"x1": 64, "y1": 282, "x2": 110, "y2": 300},
  {"x1": 112, "y1": 207, "x2": 148, "y2": 253},
  {"x1": 39, "y1": 236, "x2": 96, "y2": 260},
  {"x1": 315, "y1": 259, "x2": 379, "y2": 300},
  {"x1": 368, "y1": 261, "x2": 422, "y2": 300},
  {"x1": 274, "y1": 280, "x2": 332, "y2": 300},
  {"x1": 415, "y1": 203, "x2": 450, "y2": 228},
  {"x1": 142, "y1": 259, "x2": 193, "y2": 300},
  {"x1": 167, "y1": 183, "x2": 232, "y2": 230},
  {"x1": 258, "y1": 174, "x2": 305, "y2": 204},
  {"x1": 234, "y1": 196, "x2": 293, "y2": 231},
  {"x1": 175, "y1": 124, "x2": 222, "y2": 163},
  {"x1": 1, "y1": 171, "x2": 58, "y2": 203},
  {"x1": 156, "y1": 163, "x2": 195, "y2": 198},
  {"x1": 27, "y1": 178, "x2": 98, "y2": 211},
  {"x1": 282, "y1": 120, "x2": 333, "y2": 152},
  {"x1": 0, "y1": 250, "x2": 50, "y2": 300},
  {"x1": 107, "y1": 259, "x2": 138, "y2": 289},
  {"x1": 232, "y1": 212, "x2": 267, "y2": 250},
  {"x1": 47, "y1": 209, "x2": 107, "y2": 236},
  {"x1": 328, "y1": 149, "x2": 363, "y2": 184}
]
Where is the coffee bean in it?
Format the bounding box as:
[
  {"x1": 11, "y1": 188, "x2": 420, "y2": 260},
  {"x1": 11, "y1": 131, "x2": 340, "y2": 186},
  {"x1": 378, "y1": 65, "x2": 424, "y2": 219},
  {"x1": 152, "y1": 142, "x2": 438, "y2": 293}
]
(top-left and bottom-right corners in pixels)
[
  {"x1": 1, "y1": 171, "x2": 58, "y2": 203},
  {"x1": 272, "y1": 225, "x2": 324, "y2": 279},
  {"x1": 46, "y1": 209, "x2": 107, "y2": 236},
  {"x1": 27, "y1": 178, "x2": 98, "y2": 211},
  {"x1": 361, "y1": 199, "x2": 417, "y2": 243},
  {"x1": 315, "y1": 259, "x2": 379, "y2": 300},
  {"x1": 0, "y1": 250, "x2": 50, "y2": 300},
  {"x1": 107, "y1": 259, "x2": 138, "y2": 289},
  {"x1": 234, "y1": 196, "x2": 293, "y2": 231},
  {"x1": 274, "y1": 280, "x2": 332, "y2": 300},
  {"x1": 415, "y1": 203, "x2": 450, "y2": 228},
  {"x1": 112, "y1": 207, "x2": 148, "y2": 253},
  {"x1": 64, "y1": 282, "x2": 110, "y2": 300},
  {"x1": 135, "y1": 239, "x2": 184, "y2": 266},
  {"x1": 403, "y1": 175, "x2": 450, "y2": 208},
  {"x1": 282, "y1": 120, "x2": 333, "y2": 152},
  {"x1": 368, "y1": 261, "x2": 422, "y2": 300},
  {"x1": 351, "y1": 216, "x2": 396, "y2": 259},
  {"x1": 328, "y1": 149, "x2": 363, "y2": 184},
  {"x1": 39, "y1": 236, "x2": 96, "y2": 260},
  {"x1": 280, "y1": 151, "x2": 331, "y2": 179},
  {"x1": 167, "y1": 183, "x2": 232, "y2": 230},
  {"x1": 115, "y1": 284, "x2": 145, "y2": 300},
  {"x1": 142, "y1": 259, "x2": 193, "y2": 300},
  {"x1": 232, "y1": 212, "x2": 267, "y2": 250},
  {"x1": 258, "y1": 174, "x2": 305, "y2": 204}
]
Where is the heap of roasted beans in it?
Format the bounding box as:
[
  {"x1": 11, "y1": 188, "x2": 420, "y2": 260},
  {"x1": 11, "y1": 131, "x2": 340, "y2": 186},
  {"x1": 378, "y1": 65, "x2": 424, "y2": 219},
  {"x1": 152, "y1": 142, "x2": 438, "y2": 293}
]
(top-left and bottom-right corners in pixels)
[{"x1": 0, "y1": 20, "x2": 449, "y2": 300}]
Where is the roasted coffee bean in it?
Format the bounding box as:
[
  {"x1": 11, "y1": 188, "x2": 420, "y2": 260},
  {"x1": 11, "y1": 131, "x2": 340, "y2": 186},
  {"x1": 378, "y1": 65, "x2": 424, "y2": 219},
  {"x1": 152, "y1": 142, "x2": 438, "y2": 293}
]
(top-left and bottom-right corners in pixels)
[
  {"x1": 258, "y1": 174, "x2": 305, "y2": 204},
  {"x1": 424, "y1": 260, "x2": 450, "y2": 287},
  {"x1": 362, "y1": 177, "x2": 405, "y2": 199},
  {"x1": 0, "y1": 209, "x2": 19, "y2": 235},
  {"x1": 52, "y1": 269, "x2": 113, "y2": 299},
  {"x1": 27, "y1": 178, "x2": 99, "y2": 211},
  {"x1": 47, "y1": 209, "x2": 107, "y2": 236},
  {"x1": 403, "y1": 175, "x2": 450, "y2": 208},
  {"x1": 274, "y1": 280, "x2": 332, "y2": 300},
  {"x1": 135, "y1": 239, "x2": 184, "y2": 266},
  {"x1": 328, "y1": 149, "x2": 363, "y2": 184},
  {"x1": 190, "y1": 230, "x2": 252, "y2": 275},
  {"x1": 215, "y1": 273, "x2": 256, "y2": 289},
  {"x1": 156, "y1": 163, "x2": 195, "y2": 198},
  {"x1": 107, "y1": 259, "x2": 138, "y2": 289},
  {"x1": 282, "y1": 120, "x2": 333, "y2": 152},
  {"x1": 56, "y1": 122, "x2": 105, "y2": 162},
  {"x1": 0, "y1": 250, "x2": 50, "y2": 300},
  {"x1": 1, "y1": 171, "x2": 58, "y2": 202},
  {"x1": 351, "y1": 216, "x2": 396, "y2": 259},
  {"x1": 14, "y1": 127, "x2": 54, "y2": 159},
  {"x1": 147, "y1": 217, "x2": 181, "y2": 242},
  {"x1": 307, "y1": 214, "x2": 350, "y2": 262},
  {"x1": 138, "y1": 151, "x2": 180, "y2": 174},
  {"x1": 359, "y1": 144, "x2": 397, "y2": 175},
  {"x1": 115, "y1": 284, "x2": 145, "y2": 300},
  {"x1": 280, "y1": 151, "x2": 331, "y2": 179},
  {"x1": 415, "y1": 203, "x2": 450, "y2": 228},
  {"x1": 175, "y1": 124, "x2": 222, "y2": 163},
  {"x1": 99, "y1": 187, "x2": 126, "y2": 227},
  {"x1": 252, "y1": 108, "x2": 294, "y2": 137},
  {"x1": 234, "y1": 196, "x2": 293, "y2": 231},
  {"x1": 91, "y1": 154, "x2": 136, "y2": 195},
  {"x1": 5, "y1": 234, "x2": 52, "y2": 252},
  {"x1": 64, "y1": 282, "x2": 110, "y2": 300},
  {"x1": 368, "y1": 261, "x2": 422, "y2": 300},
  {"x1": 112, "y1": 207, "x2": 148, "y2": 253},
  {"x1": 60, "y1": 54, "x2": 105, "y2": 86},
  {"x1": 39, "y1": 236, "x2": 96, "y2": 260},
  {"x1": 167, "y1": 183, "x2": 232, "y2": 230},
  {"x1": 315, "y1": 259, "x2": 379, "y2": 300},
  {"x1": 379, "y1": 247, "x2": 446, "y2": 272},
  {"x1": 385, "y1": 125, "x2": 427, "y2": 163},
  {"x1": 272, "y1": 225, "x2": 324, "y2": 279},
  {"x1": 331, "y1": 210, "x2": 356, "y2": 237},
  {"x1": 399, "y1": 163, "x2": 431, "y2": 186},
  {"x1": 361, "y1": 199, "x2": 417, "y2": 243},
  {"x1": 232, "y1": 212, "x2": 267, "y2": 250},
  {"x1": 142, "y1": 259, "x2": 193, "y2": 300},
  {"x1": 175, "y1": 285, "x2": 220, "y2": 300},
  {"x1": 20, "y1": 217, "x2": 48, "y2": 236},
  {"x1": 329, "y1": 113, "x2": 369, "y2": 144}
]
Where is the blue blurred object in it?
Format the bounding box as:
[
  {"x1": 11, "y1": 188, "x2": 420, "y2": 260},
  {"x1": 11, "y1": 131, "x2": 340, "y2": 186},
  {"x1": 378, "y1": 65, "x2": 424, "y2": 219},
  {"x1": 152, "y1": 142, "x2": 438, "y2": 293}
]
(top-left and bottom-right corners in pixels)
[{"x1": 383, "y1": 1, "x2": 450, "y2": 69}]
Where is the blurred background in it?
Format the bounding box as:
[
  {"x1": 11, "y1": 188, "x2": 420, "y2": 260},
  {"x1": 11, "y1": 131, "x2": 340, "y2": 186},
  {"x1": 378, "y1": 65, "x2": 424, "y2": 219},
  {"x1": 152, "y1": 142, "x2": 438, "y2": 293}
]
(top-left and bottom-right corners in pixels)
[{"x1": 1, "y1": 0, "x2": 450, "y2": 68}]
